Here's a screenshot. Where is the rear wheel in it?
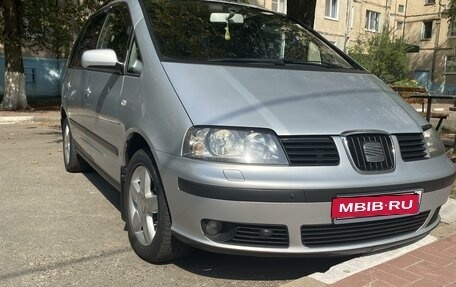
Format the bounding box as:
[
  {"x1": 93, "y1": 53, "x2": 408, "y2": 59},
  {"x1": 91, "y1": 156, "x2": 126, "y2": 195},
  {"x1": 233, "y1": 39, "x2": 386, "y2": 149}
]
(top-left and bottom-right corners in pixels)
[
  {"x1": 62, "y1": 118, "x2": 88, "y2": 173},
  {"x1": 124, "y1": 149, "x2": 189, "y2": 263}
]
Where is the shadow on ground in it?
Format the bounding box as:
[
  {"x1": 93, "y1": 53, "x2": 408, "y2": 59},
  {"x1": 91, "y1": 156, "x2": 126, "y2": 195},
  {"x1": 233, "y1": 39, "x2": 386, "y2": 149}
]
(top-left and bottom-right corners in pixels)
[
  {"x1": 83, "y1": 171, "x2": 353, "y2": 280},
  {"x1": 174, "y1": 250, "x2": 352, "y2": 281},
  {"x1": 35, "y1": 125, "x2": 63, "y2": 144},
  {"x1": 83, "y1": 172, "x2": 121, "y2": 212}
]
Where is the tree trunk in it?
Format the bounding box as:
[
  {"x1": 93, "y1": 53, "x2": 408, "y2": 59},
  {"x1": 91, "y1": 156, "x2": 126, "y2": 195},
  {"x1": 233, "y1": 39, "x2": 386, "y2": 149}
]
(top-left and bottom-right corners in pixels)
[{"x1": 0, "y1": 0, "x2": 28, "y2": 110}]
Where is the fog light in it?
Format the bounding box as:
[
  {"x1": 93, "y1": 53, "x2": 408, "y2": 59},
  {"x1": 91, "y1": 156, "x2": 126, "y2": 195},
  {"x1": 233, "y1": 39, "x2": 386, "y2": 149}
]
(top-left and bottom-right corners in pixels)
[{"x1": 205, "y1": 220, "x2": 223, "y2": 236}]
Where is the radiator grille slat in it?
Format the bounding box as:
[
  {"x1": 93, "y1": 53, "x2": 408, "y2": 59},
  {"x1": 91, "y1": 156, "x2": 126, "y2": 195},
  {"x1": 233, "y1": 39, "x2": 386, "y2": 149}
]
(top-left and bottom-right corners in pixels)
[
  {"x1": 301, "y1": 211, "x2": 430, "y2": 247},
  {"x1": 279, "y1": 136, "x2": 339, "y2": 166},
  {"x1": 396, "y1": 134, "x2": 428, "y2": 162}
]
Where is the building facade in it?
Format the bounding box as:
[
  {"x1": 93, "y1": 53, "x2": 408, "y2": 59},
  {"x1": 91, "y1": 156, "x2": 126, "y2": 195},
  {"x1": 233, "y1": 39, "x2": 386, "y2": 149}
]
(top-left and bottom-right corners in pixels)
[
  {"x1": 313, "y1": 0, "x2": 408, "y2": 51},
  {"x1": 403, "y1": 0, "x2": 454, "y2": 92}
]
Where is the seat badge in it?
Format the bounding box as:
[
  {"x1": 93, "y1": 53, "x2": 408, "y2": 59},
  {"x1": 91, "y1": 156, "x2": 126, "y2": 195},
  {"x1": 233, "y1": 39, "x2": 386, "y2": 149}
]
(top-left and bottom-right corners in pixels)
[{"x1": 363, "y1": 142, "x2": 385, "y2": 163}]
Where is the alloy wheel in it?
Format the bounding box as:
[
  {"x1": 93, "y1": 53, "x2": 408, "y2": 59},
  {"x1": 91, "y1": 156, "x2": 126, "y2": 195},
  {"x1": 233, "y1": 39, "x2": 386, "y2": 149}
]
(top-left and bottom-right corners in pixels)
[
  {"x1": 63, "y1": 124, "x2": 71, "y2": 165},
  {"x1": 128, "y1": 165, "x2": 159, "y2": 246}
]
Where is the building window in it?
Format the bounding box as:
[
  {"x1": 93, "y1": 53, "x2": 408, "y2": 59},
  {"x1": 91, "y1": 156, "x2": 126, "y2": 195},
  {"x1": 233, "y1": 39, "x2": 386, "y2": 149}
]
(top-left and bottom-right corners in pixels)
[
  {"x1": 325, "y1": 0, "x2": 339, "y2": 19},
  {"x1": 365, "y1": 10, "x2": 380, "y2": 32},
  {"x1": 446, "y1": 56, "x2": 456, "y2": 74},
  {"x1": 425, "y1": 0, "x2": 436, "y2": 4},
  {"x1": 421, "y1": 21, "x2": 433, "y2": 39},
  {"x1": 271, "y1": 0, "x2": 278, "y2": 12},
  {"x1": 350, "y1": 6, "x2": 355, "y2": 28},
  {"x1": 450, "y1": 22, "x2": 456, "y2": 37},
  {"x1": 398, "y1": 4, "x2": 405, "y2": 13},
  {"x1": 271, "y1": 0, "x2": 286, "y2": 13},
  {"x1": 397, "y1": 21, "x2": 403, "y2": 30}
]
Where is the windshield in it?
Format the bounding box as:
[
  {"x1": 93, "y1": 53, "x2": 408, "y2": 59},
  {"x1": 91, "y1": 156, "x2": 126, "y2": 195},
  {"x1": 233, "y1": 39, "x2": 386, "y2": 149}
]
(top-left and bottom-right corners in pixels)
[{"x1": 145, "y1": 0, "x2": 356, "y2": 70}]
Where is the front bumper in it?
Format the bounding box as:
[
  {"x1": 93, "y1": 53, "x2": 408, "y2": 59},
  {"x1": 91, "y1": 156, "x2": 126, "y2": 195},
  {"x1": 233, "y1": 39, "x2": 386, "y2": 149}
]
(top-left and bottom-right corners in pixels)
[{"x1": 155, "y1": 151, "x2": 455, "y2": 255}]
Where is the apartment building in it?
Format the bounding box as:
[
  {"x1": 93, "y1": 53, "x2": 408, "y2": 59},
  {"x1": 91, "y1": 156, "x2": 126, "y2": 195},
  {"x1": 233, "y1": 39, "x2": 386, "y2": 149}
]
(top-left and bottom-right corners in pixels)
[
  {"x1": 259, "y1": 0, "x2": 455, "y2": 93},
  {"x1": 314, "y1": 0, "x2": 407, "y2": 50}
]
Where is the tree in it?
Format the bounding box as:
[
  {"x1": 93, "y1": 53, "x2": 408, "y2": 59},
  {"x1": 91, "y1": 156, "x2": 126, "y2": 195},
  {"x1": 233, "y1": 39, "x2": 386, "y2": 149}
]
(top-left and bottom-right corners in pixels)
[
  {"x1": 348, "y1": 30, "x2": 410, "y2": 84},
  {"x1": 449, "y1": 0, "x2": 456, "y2": 23},
  {"x1": 0, "y1": 0, "x2": 103, "y2": 111},
  {"x1": 448, "y1": 1, "x2": 456, "y2": 57},
  {"x1": 0, "y1": 0, "x2": 27, "y2": 110},
  {"x1": 24, "y1": 0, "x2": 104, "y2": 58}
]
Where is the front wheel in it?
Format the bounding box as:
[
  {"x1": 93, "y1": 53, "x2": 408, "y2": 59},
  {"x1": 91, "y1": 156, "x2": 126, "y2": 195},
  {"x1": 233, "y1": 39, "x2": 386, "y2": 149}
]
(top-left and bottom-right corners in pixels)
[{"x1": 124, "y1": 149, "x2": 189, "y2": 263}]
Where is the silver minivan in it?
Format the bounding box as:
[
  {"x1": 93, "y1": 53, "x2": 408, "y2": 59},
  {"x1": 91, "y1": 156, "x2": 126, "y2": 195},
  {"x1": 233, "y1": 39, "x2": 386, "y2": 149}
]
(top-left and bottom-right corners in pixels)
[{"x1": 61, "y1": 0, "x2": 456, "y2": 263}]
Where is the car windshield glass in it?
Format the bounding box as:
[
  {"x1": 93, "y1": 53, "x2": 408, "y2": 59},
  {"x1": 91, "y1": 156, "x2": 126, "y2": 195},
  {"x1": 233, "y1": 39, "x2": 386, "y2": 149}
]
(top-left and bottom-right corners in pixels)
[{"x1": 144, "y1": 0, "x2": 356, "y2": 70}]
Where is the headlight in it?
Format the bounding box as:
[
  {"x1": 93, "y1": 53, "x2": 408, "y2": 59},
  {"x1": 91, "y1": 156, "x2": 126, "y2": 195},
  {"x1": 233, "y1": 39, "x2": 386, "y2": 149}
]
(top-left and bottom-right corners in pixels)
[
  {"x1": 423, "y1": 127, "x2": 445, "y2": 157},
  {"x1": 183, "y1": 127, "x2": 288, "y2": 164}
]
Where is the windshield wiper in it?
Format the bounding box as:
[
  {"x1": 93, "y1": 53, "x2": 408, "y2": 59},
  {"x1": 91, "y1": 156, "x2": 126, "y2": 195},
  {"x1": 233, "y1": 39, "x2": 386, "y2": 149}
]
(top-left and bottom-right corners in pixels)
[
  {"x1": 208, "y1": 58, "x2": 352, "y2": 69},
  {"x1": 208, "y1": 58, "x2": 280, "y2": 64},
  {"x1": 276, "y1": 58, "x2": 350, "y2": 69}
]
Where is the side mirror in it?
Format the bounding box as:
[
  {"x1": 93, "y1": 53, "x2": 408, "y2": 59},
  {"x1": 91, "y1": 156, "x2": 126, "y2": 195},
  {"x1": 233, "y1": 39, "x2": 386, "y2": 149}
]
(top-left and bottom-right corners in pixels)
[{"x1": 82, "y1": 49, "x2": 122, "y2": 71}]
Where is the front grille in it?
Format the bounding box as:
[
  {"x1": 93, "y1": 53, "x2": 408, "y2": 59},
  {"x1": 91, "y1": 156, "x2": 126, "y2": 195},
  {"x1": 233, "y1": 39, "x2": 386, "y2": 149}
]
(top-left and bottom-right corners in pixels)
[
  {"x1": 345, "y1": 134, "x2": 394, "y2": 172},
  {"x1": 301, "y1": 211, "x2": 430, "y2": 247},
  {"x1": 396, "y1": 134, "x2": 428, "y2": 162},
  {"x1": 279, "y1": 136, "x2": 339, "y2": 166},
  {"x1": 229, "y1": 224, "x2": 289, "y2": 247}
]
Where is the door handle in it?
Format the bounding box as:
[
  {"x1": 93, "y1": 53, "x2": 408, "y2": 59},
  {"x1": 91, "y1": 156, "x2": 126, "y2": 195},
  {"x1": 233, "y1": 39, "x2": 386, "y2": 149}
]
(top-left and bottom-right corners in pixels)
[
  {"x1": 66, "y1": 82, "x2": 71, "y2": 91},
  {"x1": 120, "y1": 99, "x2": 127, "y2": 107},
  {"x1": 83, "y1": 88, "x2": 91, "y2": 99}
]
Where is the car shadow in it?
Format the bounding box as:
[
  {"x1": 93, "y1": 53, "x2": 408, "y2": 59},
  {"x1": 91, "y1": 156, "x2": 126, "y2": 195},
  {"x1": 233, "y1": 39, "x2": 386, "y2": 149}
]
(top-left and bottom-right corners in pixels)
[
  {"x1": 81, "y1": 171, "x2": 354, "y2": 280},
  {"x1": 36, "y1": 125, "x2": 63, "y2": 144},
  {"x1": 83, "y1": 172, "x2": 121, "y2": 212},
  {"x1": 173, "y1": 249, "x2": 352, "y2": 280}
]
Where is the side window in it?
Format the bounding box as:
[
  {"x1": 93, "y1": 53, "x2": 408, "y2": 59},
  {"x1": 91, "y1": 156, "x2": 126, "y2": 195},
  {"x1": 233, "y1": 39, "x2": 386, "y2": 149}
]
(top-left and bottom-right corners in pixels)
[
  {"x1": 307, "y1": 42, "x2": 321, "y2": 63},
  {"x1": 97, "y1": 4, "x2": 132, "y2": 63},
  {"x1": 127, "y1": 39, "x2": 143, "y2": 75},
  {"x1": 69, "y1": 12, "x2": 107, "y2": 68}
]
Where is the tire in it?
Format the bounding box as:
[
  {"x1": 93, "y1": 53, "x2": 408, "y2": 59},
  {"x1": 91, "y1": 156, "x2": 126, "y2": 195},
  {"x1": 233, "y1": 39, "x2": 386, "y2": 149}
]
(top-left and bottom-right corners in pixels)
[
  {"x1": 124, "y1": 149, "x2": 189, "y2": 263},
  {"x1": 62, "y1": 118, "x2": 88, "y2": 173}
]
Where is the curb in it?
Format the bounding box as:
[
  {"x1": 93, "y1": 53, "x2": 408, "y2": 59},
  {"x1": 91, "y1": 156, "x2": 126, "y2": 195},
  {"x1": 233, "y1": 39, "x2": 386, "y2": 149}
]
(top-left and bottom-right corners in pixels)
[
  {"x1": 281, "y1": 277, "x2": 326, "y2": 287},
  {"x1": 0, "y1": 116, "x2": 35, "y2": 124},
  {"x1": 0, "y1": 113, "x2": 60, "y2": 125},
  {"x1": 441, "y1": 198, "x2": 456, "y2": 223}
]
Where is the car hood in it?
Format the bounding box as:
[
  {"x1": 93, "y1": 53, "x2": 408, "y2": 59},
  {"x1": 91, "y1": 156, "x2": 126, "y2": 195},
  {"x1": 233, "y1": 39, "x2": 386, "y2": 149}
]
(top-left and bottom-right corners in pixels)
[{"x1": 163, "y1": 62, "x2": 426, "y2": 135}]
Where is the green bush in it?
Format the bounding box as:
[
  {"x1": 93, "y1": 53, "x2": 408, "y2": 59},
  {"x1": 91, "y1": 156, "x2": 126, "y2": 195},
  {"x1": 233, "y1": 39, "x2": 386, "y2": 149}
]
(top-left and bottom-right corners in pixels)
[
  {"x1": 348, "y1": 30, "x2": 409, "y2": 84},
  {"x1": 391, "y1": 79, "x2": 421, "y2": 88}
]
